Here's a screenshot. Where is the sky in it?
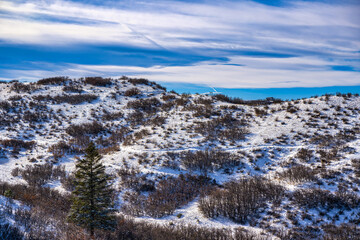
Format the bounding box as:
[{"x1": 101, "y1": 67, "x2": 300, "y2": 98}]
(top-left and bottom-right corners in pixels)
[{"x1": 0, "y1": 0, "x2": 359, "y2": 99}]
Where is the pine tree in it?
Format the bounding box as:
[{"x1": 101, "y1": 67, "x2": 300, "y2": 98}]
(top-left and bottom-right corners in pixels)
[{"x1": 67, "y1": 142, "x2": 116, "y2": 237}]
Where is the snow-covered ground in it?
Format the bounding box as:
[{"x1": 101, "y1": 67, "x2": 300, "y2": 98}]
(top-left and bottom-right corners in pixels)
[{"x1": 0, "y1": 78, "x2": 359, "y2": 238}]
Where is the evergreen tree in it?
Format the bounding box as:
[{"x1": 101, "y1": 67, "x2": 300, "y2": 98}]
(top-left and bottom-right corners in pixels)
[{"x1": 67, "y1": 142, "x2": 116, "y2": 237}]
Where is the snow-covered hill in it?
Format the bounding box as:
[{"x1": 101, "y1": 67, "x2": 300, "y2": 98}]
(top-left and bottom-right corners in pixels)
[{"x1": 0, "y1": 77, "x2": 359, "y2": 239}]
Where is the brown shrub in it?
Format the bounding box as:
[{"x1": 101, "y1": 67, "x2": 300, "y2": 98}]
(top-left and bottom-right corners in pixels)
[
  {"x1": 124, "y1": 88, "x2": 141, "y2": 97},
  {"x1": 277, "y1": 165, "x2": 317, "y2": 183},
  {"x1": 37, "y1": 76, "x2": 69, "y2": 85},
  {"x1": 181, "y1": 149, "x2": 241, "y2": 173},
  {"x1": 0, "y1": 139, "x2": 36, "y2": 150},
  {"x1": 127, "y1": 98, "x2": 161, "y2": 113},
  {"x1": 84, "y1": 77, "x2": 112, "y2": 86},
  {"x1": 66, "y1": 121, "x2": 105, "y2": 137},
  {"x1": 199, "y1": 177, "x2": 285, "y2": 223}
]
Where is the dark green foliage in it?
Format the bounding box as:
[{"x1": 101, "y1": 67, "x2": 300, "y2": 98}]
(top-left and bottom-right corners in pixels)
[{"x1": 67, "y1": 142, "x2": 116, "y2": 237}]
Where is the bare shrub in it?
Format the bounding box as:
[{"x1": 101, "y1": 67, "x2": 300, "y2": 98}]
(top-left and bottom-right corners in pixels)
[
  {"x1": 23, "y1": 110, "x2": 48, "y2": 122},
  {"x1": 19, "y1": 163, "x2": 66, "y2": 188},
  {"x1": 161, "y1": 94, "x2": 176, "y2": 101},
  {"x1": 101, "y1": 111, "x2": 124, "y2": 121},
  {"x1": 33, "y1": 94, "x2": 98, "y2": 105},
  {"x1": 53, "y1": 94, "x2": 98, "y2": 104},
  {"x1": 0, "y1": 139, "x2": 36, "y2": 150},
  {"x1": 254, "y1": 107, "x2": 267, "y2": 116},
  {"x1": 108, "y1": 127, "x2": 130, "y2": 144},
  {"x1": 84, "y1": 77, "x2": 112, "y2": 86},
  {"x1": 0, "y1": 181, "x2": 71, "y2": 235},
  {"x1": 122, "y1": 174, "x2": 210, "y2": 218},
  {"x1": 195, "y1": 114, "x2": 248, "y2": 141},
  {"x1": 66, "y1": 121, "x2": 105, "y2": 137},
  {"x1": 174, "y1": 97, "x2": 189, "y2": 106},
  {"x1": 147, "y1": 116, "x2": 166, "y2": 126},
  {"x1": 127, "y1": 77, "x2": 166, "y2": 90},
  {"x1": 133, "y1": 129, "x2": 150, "y2": 141},
  {"x1": 0, "y1": 101, "x2": 11, "y2": 111},
  {"x1": 277, "y1": 165, "x2": 317, "y2": 183},
  {"x1": 351, "y1": 158, "x2": 360, "y2": 177},
  {"x1": 292, "y1": 188, "x2": 359, "y2": 210},
  {"x1": 48, "y1": 141, "x2": 80, "y2": 158},
  {"x1": 112, "y1": 215, "x2": 258, "y2": 240},
  {"x1": 62, "y1": 85, "x2": 83, "y2": 93},
  {"x1": 124, "y1": 88, "x2": 141, "y2": 97},
  {"x1": 181, "y1": 149, "x2": 241, "y2": 173},
  {"x1": 60, "y1": 173, "x2": 76, "y2": 192},
  {"x1": 296, "y1": 148, "x2": 314, "y2": 162},
  {"x1": 322, "y1": 224, "x2": 360, "y2": 240},
  {"x1": 214, "y1": 94, "x2": 283, "y2": 105},
  {"x1": 127, "y1": 98, "x2": 161, "y2": 113},
  {"x1": 37, "y1": 76, "x2": 69, "y2": 85},
  {"x1": 185, "y1": 104, "x2": 214, "y2": 118},
  {"x1": 126, "y1": 112, "x2": 145, "y2": 126},
  {"x1": 10, "y1": 82, "x2": 36, "y2": 93},
  {"x1": 117, "y1": 167, "x2": 155, "y2": 192},
  {"x1": 199, "y1": 177, "x2": 285, "y2": 223}
]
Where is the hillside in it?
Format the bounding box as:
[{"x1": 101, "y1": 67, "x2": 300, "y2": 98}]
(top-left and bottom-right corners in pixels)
[{"x1": 0, "y1": 77, "x2": 360, "y2": 239}]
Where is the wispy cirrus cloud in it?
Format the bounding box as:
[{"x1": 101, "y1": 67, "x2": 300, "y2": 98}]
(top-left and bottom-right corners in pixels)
[{"x1": 0, "y1": 0, "x2": 359, "y2": 88}]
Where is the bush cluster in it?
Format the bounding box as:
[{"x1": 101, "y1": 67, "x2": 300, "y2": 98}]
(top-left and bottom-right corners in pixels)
[
  {"x1": 12, "y1": 163, "x2": 66, "y2": 188},
  {"x1": 0, "y1": 139, "x2": 36, "y2": 150},
  {"x1": 48, "y1": 141, "x2": 81, "y2": 158},
  {"x1": 277, "y1": 165, "x2": 317, "y2": 183},
  {"x1": 33, "y1": 94, "x2": 98, "y2": 105},
  {"x1": 126, "y1": 77, "x2": 166, "y2": 91},
  {"x1": 214, "y1": 94, "x2": 283, "y2": 105},
  {"x1": 102, "y1": 111, "x2": 124, "y2": 121},
  {"x1": 23, "y1": 110, "x2": 48, "y2": 122},
  {"x1": 10, "y1": 82, "x2": 37, "y2": 93},
  {"x1": 123, "y1": 174, "x2": 210, "y2": 217},
  {"x1": 292, "y1": 188, "x2": 359, "y2": 210},
  {"x1": 199, "y1": 177, "x2": 285, "y2": 223},
  {"x1": 84, "y1": 77, "x2": 112, "y2": 86},
  {"x1": 66, "y1": 121, "x2": 105, "y2": 137},
  {"x1": 181, "y1": 149, "x2": 241, "y2": 172},
  {"x1": 0, "y1": 101, "x2": 11, "y2": 111},
  {"x1": 62, "y1": 85, "x2": 83, "y2": 93},
  {"x1": 124, "y1": 88, "x2": 141, "y2": 97},
  {"x1": 127, "y1": 98, "x2": 161, "y2": 113},
  {"x1": 195, "y1": 114, "x2": 248, "y2": 141},
  {"x1": 37, "y1": 76, "x2": 69, "y2": 85}
]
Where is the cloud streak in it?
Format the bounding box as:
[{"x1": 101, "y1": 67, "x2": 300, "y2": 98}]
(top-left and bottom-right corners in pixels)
[{"x1": 0, "y1": 0, "x2": 359, "y2": 88}]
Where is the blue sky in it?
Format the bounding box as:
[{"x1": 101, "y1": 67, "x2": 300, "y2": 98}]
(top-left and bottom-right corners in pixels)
[{"x1": 1, "y1": 0, "x2": 359, "y2": 99}]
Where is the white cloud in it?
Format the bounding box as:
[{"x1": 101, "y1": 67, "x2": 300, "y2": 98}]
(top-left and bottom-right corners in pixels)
[
  {"x1": 4, "y1": 57, "x2": 360, "y2": 88},
  {"x1": 1, "y1": 0, "x2": 359, "y2": 53},
  {"x1": 0, "y1": 0, "x2": 359, "y2": 88}
]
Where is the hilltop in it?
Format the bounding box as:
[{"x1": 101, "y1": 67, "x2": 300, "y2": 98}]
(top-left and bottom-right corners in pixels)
[{"x1": 0, "y1": 77, "x2": 359, "y2": 239}]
